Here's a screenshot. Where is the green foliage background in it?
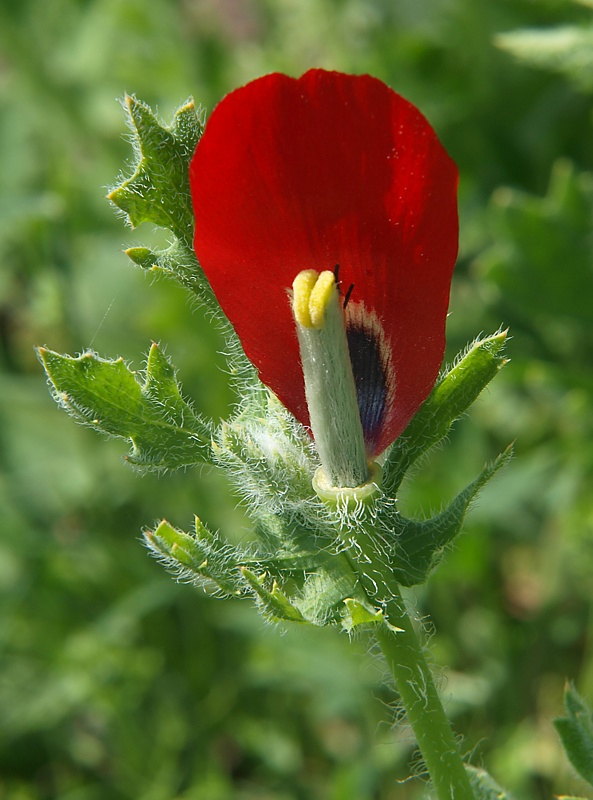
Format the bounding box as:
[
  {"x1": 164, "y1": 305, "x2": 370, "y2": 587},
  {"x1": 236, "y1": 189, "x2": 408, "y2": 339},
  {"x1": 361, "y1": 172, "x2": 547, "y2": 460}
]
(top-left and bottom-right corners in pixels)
[{"x1": 1, "y1": 0, "x2": 593, "y2": 798}]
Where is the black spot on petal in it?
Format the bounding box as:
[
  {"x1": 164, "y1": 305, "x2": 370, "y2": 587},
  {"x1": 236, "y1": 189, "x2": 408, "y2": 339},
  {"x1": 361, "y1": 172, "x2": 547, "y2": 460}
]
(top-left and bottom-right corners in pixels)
[{"x1": 346, "y1": 323, "x2": 388, "y2": 452}]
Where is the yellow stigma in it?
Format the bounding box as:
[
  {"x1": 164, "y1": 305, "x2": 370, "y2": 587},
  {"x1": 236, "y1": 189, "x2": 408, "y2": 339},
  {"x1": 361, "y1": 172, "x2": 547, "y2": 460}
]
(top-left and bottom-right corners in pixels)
[{"x1": 292, "y1": 269, "x2": 337, "y2": 329}]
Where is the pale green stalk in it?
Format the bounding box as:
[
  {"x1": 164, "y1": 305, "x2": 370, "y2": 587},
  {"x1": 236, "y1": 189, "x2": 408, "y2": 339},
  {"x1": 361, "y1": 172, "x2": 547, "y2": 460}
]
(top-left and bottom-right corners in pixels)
[{"x1": 292, "y1": 269, "x2": 369, "y2": 488}]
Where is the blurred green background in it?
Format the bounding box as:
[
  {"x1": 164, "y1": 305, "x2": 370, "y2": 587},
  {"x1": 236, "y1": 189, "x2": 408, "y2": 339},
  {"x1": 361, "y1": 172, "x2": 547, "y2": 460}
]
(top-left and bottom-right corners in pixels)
[{"x1": 1, "y1": 0, "x2": 593, "y2": 798}]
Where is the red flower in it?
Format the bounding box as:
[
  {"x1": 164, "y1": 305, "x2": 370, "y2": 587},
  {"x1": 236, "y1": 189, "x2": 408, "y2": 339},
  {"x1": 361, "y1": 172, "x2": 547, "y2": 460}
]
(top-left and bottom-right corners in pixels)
[{"x1": 190, "y1": 70, "x2": 458, "y2": 458}]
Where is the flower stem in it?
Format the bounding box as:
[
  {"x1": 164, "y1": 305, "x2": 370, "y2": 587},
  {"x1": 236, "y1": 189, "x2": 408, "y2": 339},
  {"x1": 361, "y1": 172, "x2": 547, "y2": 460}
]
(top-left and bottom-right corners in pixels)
[
  {"x1": 352, "y1": 529, "x2": 476, "y2": 800},
  {"x1": 376, "y1": 587, "x2": 476, "y2": 800}
]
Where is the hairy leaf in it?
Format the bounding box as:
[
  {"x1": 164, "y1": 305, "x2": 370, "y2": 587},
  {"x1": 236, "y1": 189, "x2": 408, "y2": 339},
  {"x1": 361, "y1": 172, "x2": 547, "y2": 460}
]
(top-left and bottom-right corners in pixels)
[
  {"x1": 108, "y1": 95, "x2": 203, "y2": 242},
  {"x1": 38, "y1": 343, "x2": 213, "y2": 470}
]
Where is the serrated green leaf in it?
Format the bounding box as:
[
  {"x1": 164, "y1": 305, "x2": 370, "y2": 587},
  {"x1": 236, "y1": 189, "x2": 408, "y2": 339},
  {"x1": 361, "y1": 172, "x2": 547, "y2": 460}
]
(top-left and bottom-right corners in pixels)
[
  {"x1": 385, "y1": 447, "x2": 512, "y2": 587},
  {"x1": 384, "y1": 332, "x2": 509, "y2": 496},
  {"x1": 241, "y1": 568, "x2": 308, "y2": 623},
  {"x1": 554, "y1": 684, "x2": 593, "y2": 787},
  {"x1": 145, "y1": 518, "x2": 244, "y2": 596},
  {"x1": 108, "y1": 95, "x2": 203, "y2": 241},
  {"x1": 37, "y1": 343, "x2": 213, "y2": 471}
]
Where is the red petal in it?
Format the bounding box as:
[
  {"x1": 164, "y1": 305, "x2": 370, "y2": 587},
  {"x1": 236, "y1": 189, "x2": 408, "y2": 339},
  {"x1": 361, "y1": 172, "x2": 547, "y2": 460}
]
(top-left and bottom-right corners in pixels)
[{"x1": 190, "y1": 70, "x2": 458, "y2": 456}]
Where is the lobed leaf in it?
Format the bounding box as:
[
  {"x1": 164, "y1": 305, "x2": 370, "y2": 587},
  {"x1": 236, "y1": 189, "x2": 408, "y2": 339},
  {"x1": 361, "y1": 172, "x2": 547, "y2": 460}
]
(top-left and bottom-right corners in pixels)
[
  {"x1": 108, "y1": 96, "x2": 203, "y2": 242},
  {"x1": 37, "y1": 343, "x2": 213, "y2": 471}
]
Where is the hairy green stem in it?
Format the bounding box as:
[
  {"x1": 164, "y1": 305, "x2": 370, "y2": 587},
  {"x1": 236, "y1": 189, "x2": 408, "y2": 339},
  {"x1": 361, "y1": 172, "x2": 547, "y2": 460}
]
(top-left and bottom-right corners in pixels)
[
  {"x1": 353, "y1": 531, "x2": 476, "y2": 800},
  {"x1": 376, "y1": 590, "x2": 475, "y2": 800}
]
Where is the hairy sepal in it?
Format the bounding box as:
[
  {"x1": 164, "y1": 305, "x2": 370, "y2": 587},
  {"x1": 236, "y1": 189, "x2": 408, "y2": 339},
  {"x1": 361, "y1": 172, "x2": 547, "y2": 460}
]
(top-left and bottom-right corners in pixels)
[
  {"x1": 383, "y1": 447, "x2": 513, "y2": 587},
  {"x1": 209, "y1": 390, "x2": 362, "y2": 625},
  {"x1": 37, "y1": 343, "x2": 213, "y2": 471},
  {"x1": 145, "y1": 518, "x2": 244, "y2": 596},
  {"x1": 213, "y1": 390, "x2": 331, "y2": 543},
  {"x1": 383, "y1": 331, "x2": 508, "y2": 496}
]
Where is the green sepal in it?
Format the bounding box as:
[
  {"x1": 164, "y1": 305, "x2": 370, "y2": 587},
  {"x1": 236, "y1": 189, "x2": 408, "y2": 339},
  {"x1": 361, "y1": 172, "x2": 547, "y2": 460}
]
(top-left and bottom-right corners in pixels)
[
  {"x1": 554, "y1": 683, "x2": 593, "y2": 788},
  {"x1": 240, "y1": 568, "x2": 308, "y2": 624},
  {"x1": 342, "y1": 598, "x2": 384, "y2": 633},
  {"x1": 465, "y1": 765, "x2": 516, "y2": 800},
  {"x1": 145, "y1": 518, "x2": 244, "y2": 597},
  {"x1": 108, "y1": 95, "x2": 203, "y2": 242},
  {"x1": 214, "y1": 395, "x2": 332, "y2": 547},
  {"x1": 385, "y1": 446, "x2": 512, "y2": 587},
  {"x1": 383, "y1": 331, "x2": 509, "y2": 497},
  {"x1": 37, "y1": 342, "x2": 213, "y2": 471}
]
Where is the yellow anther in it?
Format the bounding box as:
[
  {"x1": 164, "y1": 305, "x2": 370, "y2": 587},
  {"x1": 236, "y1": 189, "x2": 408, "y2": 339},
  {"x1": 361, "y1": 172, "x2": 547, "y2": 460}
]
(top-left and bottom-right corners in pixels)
[
  {"x1": 309, "y1": 271, "x2": 336, "y2": 328},
  {"x1": 292, "y1": 269, "x2": 337, "y2": 329},
  {"x1": 292, "y1": 270, "x2": 319, "y2": 328}
]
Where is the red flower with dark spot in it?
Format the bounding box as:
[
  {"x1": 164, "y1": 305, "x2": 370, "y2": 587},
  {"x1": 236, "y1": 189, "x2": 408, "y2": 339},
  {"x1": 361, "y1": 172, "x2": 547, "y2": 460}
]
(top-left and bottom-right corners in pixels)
[{"x1": 190, "y1": 69, "x2": 458, "y2": 457}]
